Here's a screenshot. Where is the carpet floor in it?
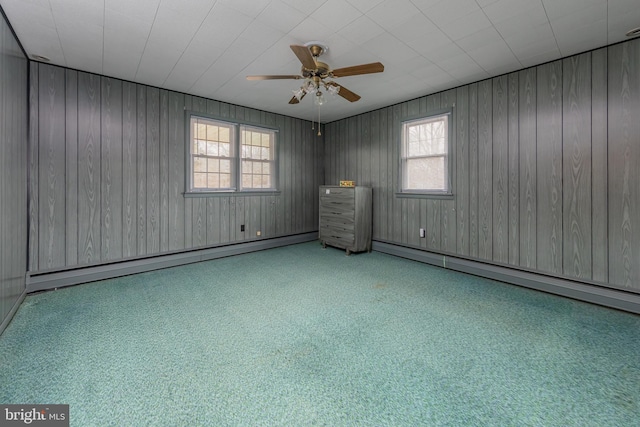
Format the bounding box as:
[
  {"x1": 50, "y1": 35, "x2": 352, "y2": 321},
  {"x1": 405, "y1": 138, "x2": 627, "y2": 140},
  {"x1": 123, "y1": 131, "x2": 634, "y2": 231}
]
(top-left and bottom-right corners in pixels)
[{"x1": 1, "y1": 242, "x2": 639, "y2": 426}]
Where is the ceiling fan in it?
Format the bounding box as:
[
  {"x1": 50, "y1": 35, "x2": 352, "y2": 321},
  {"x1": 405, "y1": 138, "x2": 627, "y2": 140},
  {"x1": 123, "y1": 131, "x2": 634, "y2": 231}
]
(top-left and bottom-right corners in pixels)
[{"x1": 247, "y1": 42, "x2": 384, "y2": 105}]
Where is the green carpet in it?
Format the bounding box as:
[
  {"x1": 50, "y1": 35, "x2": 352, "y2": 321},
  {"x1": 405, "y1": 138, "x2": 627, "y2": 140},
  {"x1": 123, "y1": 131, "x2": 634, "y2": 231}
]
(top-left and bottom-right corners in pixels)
[{"x1": 1, "y1": 242, "x2": 639, "y2": 426}]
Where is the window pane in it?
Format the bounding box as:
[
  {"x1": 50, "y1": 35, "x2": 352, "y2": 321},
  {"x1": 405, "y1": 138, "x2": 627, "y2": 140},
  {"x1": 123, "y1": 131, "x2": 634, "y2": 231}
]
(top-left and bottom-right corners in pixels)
[
  {"x1": 196, "y1": 140, "x2": 207, "y2": 155},
  {"x1": 194, "y1": 173, "x2": 207, "y2": 188},
  {"x1": 208, "y1": 173, "x2": 219, "y2": 188},
  {"x1": 208, "y1": 158, "x2": 219, "y2": 172},
  {"x1": 404, "y1": 157, "x2": 446, "y2": 190},
  {"x1": 263, "y1": 163, "x2": 270, "y2": 175},
  {"x1": 219, "y1": 127, "x2": 230, "y2": 143},
  {"x1": 207, "y1": 141, "x2": 218, "y2": 156},
  {"x1": 252, "y1": 132, "x2": 261, "y2": 146},
  {"x1": 242, "y1": 174, "x2": 252, "y2": 188},
  {"x1": 252, "y1": 162, "x2": 262, "y2": 174},
  {"x1": 219, "y1": 142, "x2": 230, "y2": 157},
  {"x1": 401, "y1": 114, "x2": 449, "y2": 192},
  {"x1": 261, "y1": 133, "x2": 271, "y2": 147},
  {"x1": 196, "y1": 123, "x2": 207, "y2": 139},
  {"x1": 252, "y1": 146, "x2": 261, "y2": 159},
  {"x1": 220, "y1": 174, "x2": 231, "y2": 188},
  {"x1": 261, "y1": 147, "x2": 270, "y2": 160},
  {"x1": 207, "y1": 125, "x2": 218, "y2": 141},
  {"x1": 253, "y1": 175, "x2": 262, "y2": 188},
  {"x1": 194, "y1": 157, "x2": 206, "y2": 172},
  {"x1": 261, "y1": 175, "x2": 271, "y2": 188},
  {"x1": 220, "y1": 160, "x2": 230, "y2": 173}
]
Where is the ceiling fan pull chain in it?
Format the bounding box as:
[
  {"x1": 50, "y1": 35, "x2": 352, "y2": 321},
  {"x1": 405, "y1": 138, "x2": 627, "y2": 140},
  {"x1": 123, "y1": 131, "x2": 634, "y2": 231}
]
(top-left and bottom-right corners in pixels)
[{"x1": 317, "y1": 105, "x2": 321, "y2": 136}]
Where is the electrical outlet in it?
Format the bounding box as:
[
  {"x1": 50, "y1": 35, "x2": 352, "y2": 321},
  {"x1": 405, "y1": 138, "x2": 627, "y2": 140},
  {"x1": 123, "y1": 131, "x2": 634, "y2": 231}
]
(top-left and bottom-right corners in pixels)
[
  {"x1": 256, "y1": 231, "x2": 261, "y2": 236},
  {"x1": 420, "y1": 228, "x2": 426, "y2": 238},
  {"x1": 240, "y1": 224, "x2": 245, "y2": 232}
]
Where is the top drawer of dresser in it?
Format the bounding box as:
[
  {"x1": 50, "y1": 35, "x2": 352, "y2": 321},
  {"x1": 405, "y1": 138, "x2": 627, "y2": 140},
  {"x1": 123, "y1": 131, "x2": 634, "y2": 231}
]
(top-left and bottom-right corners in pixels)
[{"x1": 320, "y1": 186, "x2": 354, "y2": 199}]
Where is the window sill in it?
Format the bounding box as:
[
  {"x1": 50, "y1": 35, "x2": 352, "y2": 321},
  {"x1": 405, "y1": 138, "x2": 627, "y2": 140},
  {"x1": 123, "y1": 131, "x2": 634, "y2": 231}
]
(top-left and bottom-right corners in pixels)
[
  {"x1": 184, "y1": 190, "x2": 281, "y2": 198},
  {"x1": 396, "y1": 191, "x2": 454, "y2": 200}
]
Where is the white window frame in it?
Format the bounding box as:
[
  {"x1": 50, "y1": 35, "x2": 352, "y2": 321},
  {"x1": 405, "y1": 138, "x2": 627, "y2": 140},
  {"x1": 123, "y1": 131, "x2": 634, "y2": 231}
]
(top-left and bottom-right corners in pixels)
[
  {"x1": 186, "y1": 113, "x2": 278, "y2": 194},
  {"x1": 400, "y1": 110, "x2": 452, "y2": 195},
  {"x1": 240, "y1": 125, "x2": 276, "y2": 191}
]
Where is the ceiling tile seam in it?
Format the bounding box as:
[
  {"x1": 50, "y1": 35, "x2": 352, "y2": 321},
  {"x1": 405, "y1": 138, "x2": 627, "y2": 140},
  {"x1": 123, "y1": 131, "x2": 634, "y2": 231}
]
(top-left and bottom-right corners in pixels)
[
  {"x1": 133, "y1": 0, "x2": 163, "y2": 82},
  {"x1": 539, "y1": 0, "x2": 562, "y2": 57},
  {"x1": 187, "y1": 8, "x2": 261, "y2": 95},
  {"x1": 606, "y1": 0, "x2": 608, "y2": 46},
  {"x1": 473, "y1": 0, "x2": 524, "y2": 71},
  {"x1": 159, "y1": 0, "x2": 222, "y2": 88},
  {"x1": 188, "y1": 0, "x2": 323, "y2": 97},
  {"x1": 102, "y1": 0, "x2": 105, "y2": 75},
  {"x1": 408, "y1": 0, "x2": 483, "y2": 79},
  {"x1": 47, "y1": 0, "x2": 67, "y2": 66}
]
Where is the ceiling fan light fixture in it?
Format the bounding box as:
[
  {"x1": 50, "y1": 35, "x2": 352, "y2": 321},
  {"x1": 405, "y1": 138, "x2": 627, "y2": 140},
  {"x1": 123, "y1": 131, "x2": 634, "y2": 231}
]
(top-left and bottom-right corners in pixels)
[
  {"x1": 292, "y1": 87, "x2": 305, "y2": 101},
  {"x1": 314, "y1": 91, "x2": 326, "y2": 106},
  {"x1": 303, "y1": 80, "x2": 317, "y2": 94},
  {"x1": 327, "y1": 84, "x2": 340, "y2": 96}
]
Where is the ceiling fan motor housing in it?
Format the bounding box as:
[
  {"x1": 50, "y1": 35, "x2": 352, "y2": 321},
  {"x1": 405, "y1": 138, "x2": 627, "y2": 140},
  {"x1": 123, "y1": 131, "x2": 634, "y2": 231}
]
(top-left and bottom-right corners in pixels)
[{"x1": 302, "y1": 61, "x2": 330, "y2": 79}]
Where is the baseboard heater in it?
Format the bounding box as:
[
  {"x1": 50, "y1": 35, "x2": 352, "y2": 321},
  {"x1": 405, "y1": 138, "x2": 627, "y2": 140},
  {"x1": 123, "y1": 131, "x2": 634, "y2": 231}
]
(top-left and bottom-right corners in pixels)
[
  {"x1": 372, "y1": 241, "x2": 640, "y2": 315},
  {"x1": 27, "y1": 232, "x2": 318, "y2": 293}
]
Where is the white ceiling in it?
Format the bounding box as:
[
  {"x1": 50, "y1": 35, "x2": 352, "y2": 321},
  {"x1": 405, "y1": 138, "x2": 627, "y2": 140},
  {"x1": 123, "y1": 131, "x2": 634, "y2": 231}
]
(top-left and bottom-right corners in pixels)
[{"x1": 1, "y1": 0, "x2": 639, "y2": 123}]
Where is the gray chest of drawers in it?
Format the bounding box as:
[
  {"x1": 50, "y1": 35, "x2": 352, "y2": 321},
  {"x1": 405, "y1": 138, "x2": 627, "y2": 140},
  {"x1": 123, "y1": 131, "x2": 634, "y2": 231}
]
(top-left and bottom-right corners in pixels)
[{"x1": 319, "y1": 185, "x2": 372, "y2": 255}]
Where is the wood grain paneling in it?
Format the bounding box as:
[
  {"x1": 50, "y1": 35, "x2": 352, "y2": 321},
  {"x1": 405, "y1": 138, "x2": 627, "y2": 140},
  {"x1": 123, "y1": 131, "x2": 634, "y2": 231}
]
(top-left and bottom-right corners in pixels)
[
  {"x1": 159, "y1": 90, "x2": 169, "y2": 252},
  {"x1": 591, "y1": 48, "x2": 608, "y2": 283},
  {"x1": 608, "y1": 40, "x2": 640, "y2": 289},
  {"x1": 65, "y1": 70, "x2": 79, "y2": 266},
  {"x1": 519, "y1": 68, "x2": 537, "y2": 269},
  {"x1": 136, "y1": 85, "x2": 147, "y2": 255},
  {"x1": 101, "y1": 77, "x2": 123, "y2": 261},
  {"x1": 477, "y1": 80, "x2": 493, "y2": 260},
  {"x1": 0, "y1": 15, "x2": 28, "y2": 328},
  {"x1": 456, "y1": 86, "x2": 469, "y2": 256},
  {"x1": 469, "y1": 83, "x2": 479, "y2": 258},
  {"x1": 122, "y1": 81, "x2": 137, "y2": 257},
  {"x1": 536, "y1": 61, "x2": 563, "y2": 274},
  {"x1": 38, "y1": 65, "x2": 66, "y2": 269},
  {"x1": 507, "y1": 74, "x2": 519, "y2": 266},
  {"x1": 562, "y1": 53, "x2": 592, "y2": 279},
  {"x1": 146, "y1": 87, "x2": 160, "y2": 254},
  {"x1": 492, "y1": 76, "x2": 509, "y2": 263},
  {"x1": 77, "y1": 72, "x2": 101, "y2": 265},
  {"x1": 28, "y1": 62, "x2": 39, "y2": 271}
]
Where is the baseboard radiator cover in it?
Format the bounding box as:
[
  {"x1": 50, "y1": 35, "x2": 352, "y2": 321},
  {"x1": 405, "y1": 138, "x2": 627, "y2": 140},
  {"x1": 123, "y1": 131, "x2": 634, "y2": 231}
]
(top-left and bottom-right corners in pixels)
[
  {"x1": 27, "y1": 233, "x2": 318, "y2": 293},
  {"x1": 372, "y1": 241, "x2": 640, "y2": 315}
]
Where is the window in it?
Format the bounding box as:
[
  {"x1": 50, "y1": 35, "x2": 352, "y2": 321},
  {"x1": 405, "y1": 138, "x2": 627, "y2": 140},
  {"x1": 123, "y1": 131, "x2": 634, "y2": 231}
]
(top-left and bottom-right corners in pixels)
[
  {"x1": 401, "y1": 112, "x2": 451, "y2": 194},
  {"x1": 188, "y1": 115, "x2": 277, "y2": 193},
  {"x1": 191, "y1": 117, "x2": 235, "y2": 190},
  {"x1": 241, "y1": 126, "x2": 275, "y2": 190}
]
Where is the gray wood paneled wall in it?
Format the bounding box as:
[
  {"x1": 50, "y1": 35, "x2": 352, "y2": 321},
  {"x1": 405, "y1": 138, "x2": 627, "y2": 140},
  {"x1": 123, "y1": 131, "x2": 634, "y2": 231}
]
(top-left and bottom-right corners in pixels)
[
  {"x1": 28, "y1": 63, "x2": 323, "y2": 272},
  {"x1": 324, "y1": 38, "x2": 640, "y2": 293},
  {"x1": 0, "y1": 10, "x2": 28, "y2": 327}
]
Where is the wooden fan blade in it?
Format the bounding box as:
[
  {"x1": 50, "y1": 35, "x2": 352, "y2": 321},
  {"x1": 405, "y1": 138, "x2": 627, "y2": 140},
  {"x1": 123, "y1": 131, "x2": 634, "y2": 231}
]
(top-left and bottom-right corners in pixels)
[
  {"x1": 289, "y1": 92, "x2": 306, "y2": 104},
  {"x1": 290, "y1": 45, "x2": 316, "y2": 70},
  {"x1": 326, "y1": 81, "x2": 361, "y2": 102},
  {"x1": 247, "y1": 75, "x2": 303, "y2": 81},
  {"x1": 331, "y1": 62, "x2": 384, "y2": 78}
]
